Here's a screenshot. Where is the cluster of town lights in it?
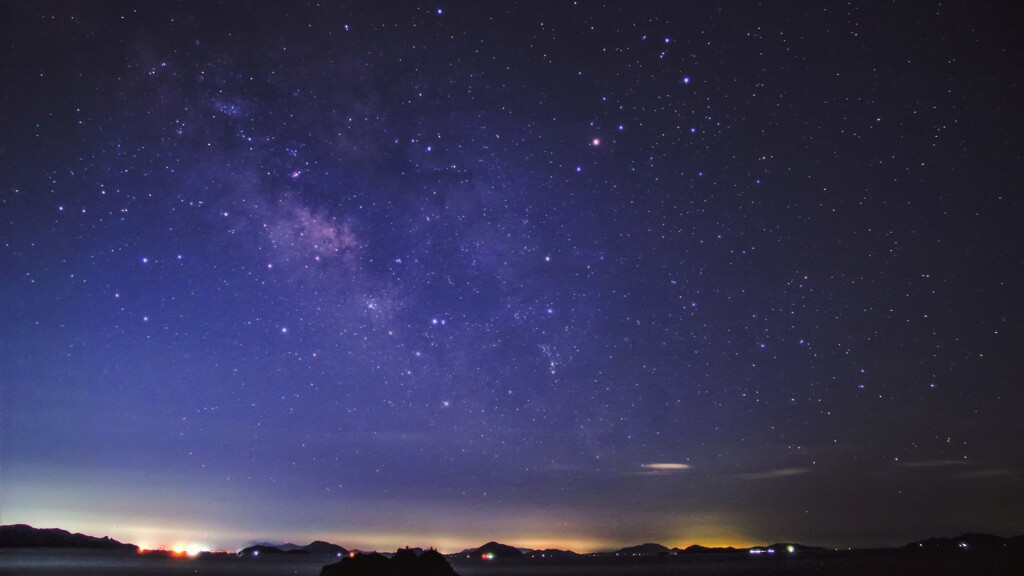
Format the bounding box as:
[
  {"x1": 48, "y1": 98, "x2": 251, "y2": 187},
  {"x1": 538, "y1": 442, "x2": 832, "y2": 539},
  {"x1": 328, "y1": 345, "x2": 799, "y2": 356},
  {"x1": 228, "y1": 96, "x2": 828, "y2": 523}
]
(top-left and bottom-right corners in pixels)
[
  {"x1": 749, "y1": 545, "x2": 796, "y2": 555},
  {"x1": 137, "y1": 544, "x2": 209, "y2": 557}
]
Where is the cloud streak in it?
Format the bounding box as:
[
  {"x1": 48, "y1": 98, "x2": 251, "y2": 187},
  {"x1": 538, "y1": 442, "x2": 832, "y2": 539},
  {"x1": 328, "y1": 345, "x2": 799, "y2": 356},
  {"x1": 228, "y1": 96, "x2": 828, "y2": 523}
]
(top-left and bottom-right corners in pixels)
[
  {"x1": 736, "y1": 467, "x2": 811, "y2": 480},
  {"x1": 896, "y1": 460, "x2": 968, "y2": 468},
  {"x1": 640, "y1": 463, "x2": 692, "y2": 471}
]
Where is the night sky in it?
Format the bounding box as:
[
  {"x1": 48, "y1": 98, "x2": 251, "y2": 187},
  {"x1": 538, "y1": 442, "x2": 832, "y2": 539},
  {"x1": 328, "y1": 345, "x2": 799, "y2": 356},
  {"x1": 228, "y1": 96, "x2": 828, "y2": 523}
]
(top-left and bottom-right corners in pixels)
[{"x1": 2, "y1": 1, "x2": 1022, "y2": 554}]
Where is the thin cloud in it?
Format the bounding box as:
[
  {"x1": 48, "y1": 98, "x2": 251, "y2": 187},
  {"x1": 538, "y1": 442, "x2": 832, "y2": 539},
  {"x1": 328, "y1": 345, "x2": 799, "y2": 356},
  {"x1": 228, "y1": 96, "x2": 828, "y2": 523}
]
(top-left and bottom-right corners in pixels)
[
  {"x1": 897, "y1": 460, "x2": 969, "y2": 468},
  {"x1": 640, "y1": 463, "x2": 692, "y2": 471},
  {"x1": 736, "y1": 467, "x2": 811, "y2": 480},
  {"x1": 957, "y1": 468, "x2": 1019, "y2": 479}
]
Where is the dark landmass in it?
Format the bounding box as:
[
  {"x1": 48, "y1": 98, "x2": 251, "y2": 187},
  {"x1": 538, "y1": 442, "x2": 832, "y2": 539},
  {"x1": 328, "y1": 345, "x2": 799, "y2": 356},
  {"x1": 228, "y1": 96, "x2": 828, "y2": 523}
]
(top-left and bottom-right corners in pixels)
[
  {"x1": 239, "y1": 544, "x2": 292, "y2": 556},
  {"x1": 239, "y1": 540, "x2": 348, "y2": 556},
  {"x1": 5, "y1": 546, "x2": 1022, "y2": 576},
  {"x1": 524, "y1": 549, "x2": 578, "y2": 558},
  {"x1": 613, "y1": 543, "x2": 670, "y2": 555},
  {"x1": 321, "y1": 548, "x2": 457, "y2": 576},
  {"x1": 0, "y1": 524, "x2": 137, "y2": 551},
  {"x1": 268, "y1": 542, "x2": 305, "y2": 552},
  {"x1": 4, "y1": 522, "x2": 1024, "y2": 576},
  {"x1": 451, "y1": 548, "x2": 1024, "y2": 576},
  {"x1": 306, "y1": 540, "x2": 350, "y2": 556},
  {"x1": 680, "y1": 544, "x2": 741, "y2": 554},
  {"x1": 905, "y1": 533, "x2": 1024, "y2": 552},
  {"x1": 471, "y1": 541, "x2": 523, "y2": 557},
  {"x1": 137, "y1": 549, "x2": 235, "y2": 558},
  {"x1": 765, "y1": 543, "x2": 825, "y2": 553}
]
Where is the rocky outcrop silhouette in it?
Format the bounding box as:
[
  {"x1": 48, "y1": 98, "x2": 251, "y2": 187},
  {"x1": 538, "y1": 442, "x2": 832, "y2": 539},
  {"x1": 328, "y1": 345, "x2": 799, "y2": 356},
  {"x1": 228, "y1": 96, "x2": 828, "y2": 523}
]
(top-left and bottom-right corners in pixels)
[{"x1": 320, "y1": 548, "x2": 458, "y2": 576}]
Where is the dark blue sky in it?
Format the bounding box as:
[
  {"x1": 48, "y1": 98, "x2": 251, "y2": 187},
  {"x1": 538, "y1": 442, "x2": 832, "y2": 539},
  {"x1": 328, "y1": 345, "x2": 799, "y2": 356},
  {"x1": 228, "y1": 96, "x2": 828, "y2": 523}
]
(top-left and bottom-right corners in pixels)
[{"x1": 2, "y1": 1, "x2": 1021, "y2": 552}]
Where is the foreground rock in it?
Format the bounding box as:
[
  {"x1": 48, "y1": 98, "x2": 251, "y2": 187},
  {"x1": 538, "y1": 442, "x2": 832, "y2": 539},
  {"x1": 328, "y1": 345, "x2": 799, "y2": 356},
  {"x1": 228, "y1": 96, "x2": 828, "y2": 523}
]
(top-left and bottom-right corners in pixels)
[{"x1": 321, "y1": 548, "x2": 458, "y2": 576}]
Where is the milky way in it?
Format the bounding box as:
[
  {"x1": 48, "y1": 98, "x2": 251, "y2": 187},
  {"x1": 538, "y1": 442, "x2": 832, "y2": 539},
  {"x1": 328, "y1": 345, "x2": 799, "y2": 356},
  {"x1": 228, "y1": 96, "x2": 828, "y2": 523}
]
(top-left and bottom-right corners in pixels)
[{"x1": 2, "y1": 1, "x2": 1021, "y2": 552}]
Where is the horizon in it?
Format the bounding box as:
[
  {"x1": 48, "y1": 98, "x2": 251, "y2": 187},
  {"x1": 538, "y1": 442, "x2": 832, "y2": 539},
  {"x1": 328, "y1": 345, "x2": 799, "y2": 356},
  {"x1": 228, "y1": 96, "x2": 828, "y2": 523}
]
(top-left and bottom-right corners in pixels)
[
  {"x1": 6, "y1": 521, "x2": 1018, "y2": 556},
  {"x1": 2, "y1": 0, "x2": 1021, "y2": 558}
]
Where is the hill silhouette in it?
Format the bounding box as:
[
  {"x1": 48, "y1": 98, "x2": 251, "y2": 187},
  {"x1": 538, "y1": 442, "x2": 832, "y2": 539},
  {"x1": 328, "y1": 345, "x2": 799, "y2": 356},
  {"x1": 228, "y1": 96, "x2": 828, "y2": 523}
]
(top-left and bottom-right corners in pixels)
[
  {"x1": 240, "y1": 540, "x2": 348, "y2": 556},
  {"x1": 615, "y1": 543, "x2": 670, "y2": 555},
  {"x1": 765, "y1": 542, "x2": 824, "y2": 553},
  {"x1": 0, "y1": 524, "x2": 137, "y2": 551},
  {"x1": 680, "y1": 544, "x2": 740, "y2": 554},
  {"x1": 471, "y1": 541, "x2": 522, "y2": 557},
  {"x1": 306, "y1": 540, "x2": 349, "y2": 555},
  {"x1": 320, "y1": 548, "x2": 457, "y2": 576},
  {"x1": 239, "y1": 544, "x2": 291, "y2": 556},
  {"x1": 904, "y1": 533, "x2": 1024, "y2": 552},
  {"x1": 525, "y1": 548, "x2": 578, "y2": 558}
]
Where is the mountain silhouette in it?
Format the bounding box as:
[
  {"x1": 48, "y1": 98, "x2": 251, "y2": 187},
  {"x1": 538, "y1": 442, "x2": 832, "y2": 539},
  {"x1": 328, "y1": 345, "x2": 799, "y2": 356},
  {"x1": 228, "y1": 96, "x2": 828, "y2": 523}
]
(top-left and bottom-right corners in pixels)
[
  {"x1": 615, "y1": 543, "x2": 670, "y2": 555},
  {"x1": 471, "y1": 541, "x2": 523, "y2": 557},
  {"x1": 240, "y1": 540, "x2": 348, "y2": 556},
  {"x1": 525, "y1": 548, "x2": 578, "y2": 558},
  {"x1": 680, "y1": 544, "x2": 739, "y2": 554},
  {"x1": 306, "y1": 540, "x2": 349, "y2": 556},
  {"x1": 0, "y1": 524, "x2": 137, "y2": 551}
]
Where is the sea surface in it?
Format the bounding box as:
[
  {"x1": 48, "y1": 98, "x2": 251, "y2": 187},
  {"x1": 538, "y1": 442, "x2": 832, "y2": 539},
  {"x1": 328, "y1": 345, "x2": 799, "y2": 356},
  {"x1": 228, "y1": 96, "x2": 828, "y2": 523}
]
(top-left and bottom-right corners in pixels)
[{"x1": 2, "y1": 548, "x2": 1022, "y2": 576}]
